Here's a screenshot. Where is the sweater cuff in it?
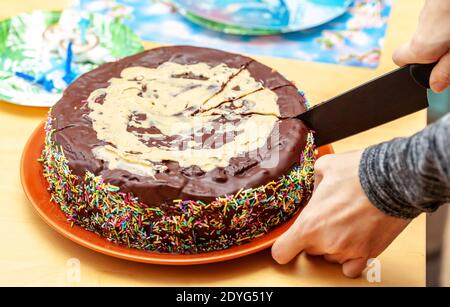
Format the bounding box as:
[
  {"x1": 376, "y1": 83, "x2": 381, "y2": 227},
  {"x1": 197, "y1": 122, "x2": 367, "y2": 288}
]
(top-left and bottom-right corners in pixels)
[{"x1": 358, "y1": 144, "x2": 422, "y2": 220}]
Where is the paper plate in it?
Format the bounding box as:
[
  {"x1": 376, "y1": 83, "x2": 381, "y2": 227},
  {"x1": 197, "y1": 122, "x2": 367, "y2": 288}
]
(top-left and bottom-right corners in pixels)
[
  {"x1": 172, "y1": 0, "x2": 353, "y2": 35},
  {"x1": 0, "y1": 10, "x2": 144, "y2": 107},
  {"x1": 21, "y1": 121, "x2": 334, "y2": 265}
]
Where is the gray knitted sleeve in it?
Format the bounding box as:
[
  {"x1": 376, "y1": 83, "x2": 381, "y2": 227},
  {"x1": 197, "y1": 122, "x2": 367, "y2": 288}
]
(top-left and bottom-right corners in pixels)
[{"x1": 359, "y1": 113, "x2": 450, "y2": 219}]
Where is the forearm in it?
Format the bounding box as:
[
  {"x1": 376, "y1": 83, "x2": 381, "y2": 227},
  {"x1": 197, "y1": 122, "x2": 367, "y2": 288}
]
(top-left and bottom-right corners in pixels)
[{"x1": 359, "y1": 113, "x2": 450, "y2": 219}]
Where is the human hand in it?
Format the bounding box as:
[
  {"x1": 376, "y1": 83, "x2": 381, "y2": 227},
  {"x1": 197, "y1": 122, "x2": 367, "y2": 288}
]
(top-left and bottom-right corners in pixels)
[
  {"x1": 393, "y1": 0, "x2": 450, "y2": 93},
  {"x1": 271, "y1": 150, "x2": 411, "y2": 278}
]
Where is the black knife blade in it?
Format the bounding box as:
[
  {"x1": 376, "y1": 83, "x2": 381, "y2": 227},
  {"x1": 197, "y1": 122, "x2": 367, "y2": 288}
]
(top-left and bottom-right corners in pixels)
[{"x1": 297, "y1": 63, "x2": 435, "y2": 147}]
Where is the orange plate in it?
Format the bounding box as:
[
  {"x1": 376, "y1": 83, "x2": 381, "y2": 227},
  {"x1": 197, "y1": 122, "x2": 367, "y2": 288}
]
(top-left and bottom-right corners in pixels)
[{"x1": 21, "y1": 121, "x2": 334, "y2": 265}]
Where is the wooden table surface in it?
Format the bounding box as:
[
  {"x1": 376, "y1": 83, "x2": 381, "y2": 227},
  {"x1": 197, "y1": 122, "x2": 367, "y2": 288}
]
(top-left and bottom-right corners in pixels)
[{"x1": 0, "y1": 0, "x2": 426, "y2": 286}]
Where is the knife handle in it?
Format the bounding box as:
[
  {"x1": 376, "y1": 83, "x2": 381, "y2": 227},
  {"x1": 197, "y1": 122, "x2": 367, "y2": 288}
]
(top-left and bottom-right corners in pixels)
[{"x1": 409, "y1": 62, "x2": 437, "y2": 89}]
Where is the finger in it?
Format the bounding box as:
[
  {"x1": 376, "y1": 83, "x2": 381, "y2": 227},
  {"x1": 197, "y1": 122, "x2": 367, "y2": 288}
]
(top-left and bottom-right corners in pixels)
[
  {"x1": 392, "y1": 42, "x2": 440, "y2": 67},
  {"x1": 342, "y1": 258, "x2": 368, "y2": 278},
  {"x1": 324, "y1": 254, "x2": 347, "y2": 264},
  {"x1": 393, "y1": 43, "x2": 424, "y2": 67},
  {"x1": 313, "y1": 156, "x2": 327, "y2": 192},
  {"x1": 430, "y1": 52, "x2": 450, "y2": 93},
  {"x1": 271, "y1": 220, "x2": 306, "y2": 264},
  {"x1": 313, "y1": 172, "x2": 323, "y2": 192},
  {"x1": 273, "y1": 174, "x2": 331, "y2": 264},
  {"x1": 392, "y1": 43, "x2": 409, "y2": 66}
]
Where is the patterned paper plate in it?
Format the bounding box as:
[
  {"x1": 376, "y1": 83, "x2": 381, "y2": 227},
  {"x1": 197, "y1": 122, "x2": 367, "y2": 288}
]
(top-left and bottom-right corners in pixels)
[
  {"x1": 172, "y1": 0, "x2": 353, "y2": 35},
  {"x1": 0, "y1": 10, "x2": 144, "y2": 107}
]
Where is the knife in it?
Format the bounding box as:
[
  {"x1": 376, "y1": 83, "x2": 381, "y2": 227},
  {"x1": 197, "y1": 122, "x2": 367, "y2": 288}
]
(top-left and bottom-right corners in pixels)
[{"x1": 297, "y1": 63, "x2": 436, "y2": 147}]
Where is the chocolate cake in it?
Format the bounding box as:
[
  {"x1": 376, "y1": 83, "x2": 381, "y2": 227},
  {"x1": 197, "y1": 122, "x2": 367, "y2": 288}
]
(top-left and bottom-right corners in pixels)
[{"x1": 41, "y1": 46, "x2": 315, "y2": 253}]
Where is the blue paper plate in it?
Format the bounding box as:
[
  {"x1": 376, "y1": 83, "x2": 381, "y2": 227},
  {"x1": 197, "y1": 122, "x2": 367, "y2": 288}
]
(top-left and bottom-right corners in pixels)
[{"x1": 172, "y1": 0, "x2": 353, "y2": 34}]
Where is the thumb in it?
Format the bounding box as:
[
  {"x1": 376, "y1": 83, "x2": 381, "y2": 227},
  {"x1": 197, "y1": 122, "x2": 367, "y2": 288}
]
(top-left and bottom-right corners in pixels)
[
  {"x1": 342, "y1": 258, "x2": 367, "y2": 278},
  {"x1": 271, "y1": 222, "x2": 306, "y2": 264},
  {"x1": 430, "y1": 52, "x2": 450, "y2": 93}
]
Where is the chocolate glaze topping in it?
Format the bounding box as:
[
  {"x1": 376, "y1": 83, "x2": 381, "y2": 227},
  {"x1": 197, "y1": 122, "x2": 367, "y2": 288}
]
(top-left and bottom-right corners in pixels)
[{"x1": 51, "y1": 46, "x2": 308, "y2": 206}]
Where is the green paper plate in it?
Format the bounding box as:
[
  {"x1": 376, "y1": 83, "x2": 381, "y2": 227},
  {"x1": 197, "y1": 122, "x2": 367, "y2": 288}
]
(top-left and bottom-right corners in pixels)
[
  {"x1": 182, "y1": 11, "x2": 280, "y2": 36},
  {"x1": 172, "y1": 0, "x2": 352, "y2": 35},
  {"x1": 0, "y1": 10, "x2": 144, "y2": 107}
]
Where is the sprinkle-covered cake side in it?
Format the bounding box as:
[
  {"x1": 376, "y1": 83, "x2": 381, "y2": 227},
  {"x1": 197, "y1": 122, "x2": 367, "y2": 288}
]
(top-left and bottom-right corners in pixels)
[{"x1": 41, "y1": 116, "x2": 315, "y2": 253}]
